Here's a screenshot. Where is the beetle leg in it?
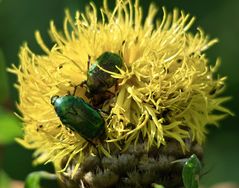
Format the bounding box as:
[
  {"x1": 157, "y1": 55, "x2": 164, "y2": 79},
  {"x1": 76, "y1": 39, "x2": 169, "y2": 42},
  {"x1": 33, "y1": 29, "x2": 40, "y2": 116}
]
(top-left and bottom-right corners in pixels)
[
  {"x1": 66, "y1": 82, "x2": 83, "y2": 96},
  {"x1": 80, "y1": 80, "x2": 87, "y2": 88},
  {"x1": 57, "y1": 124, "x2": 62, "y2": 128},
  {"x1": 70, "y1": 83, "x2": 83, "y2": 96},
  {"x1": 98, "y1": 109, "x2": 110, "y2": 115},
  {"x1": 72, "y1": 85, "x2": 80, "y2": 96},
  {"x1": 114, "y1": 81, "x2": 119, "y2": 93},
  {"x1": 119, "y1": 40, "x2": 126, "y2": 57},
  {"x1": 87, "y1": 55, "x2": 91, "y2": 70},
  {"x1": 83, "y1": 138, "x2": 104, "y2": 170},
  {"x1": 105, "y1": 90, "x2": 115, "y2": 97},
  {"x1": 67, "y1": 91, "x2": 71, "y2": 95},
  {"x1": 67, "y1": 82, "x2": 75, "y2": 95}
]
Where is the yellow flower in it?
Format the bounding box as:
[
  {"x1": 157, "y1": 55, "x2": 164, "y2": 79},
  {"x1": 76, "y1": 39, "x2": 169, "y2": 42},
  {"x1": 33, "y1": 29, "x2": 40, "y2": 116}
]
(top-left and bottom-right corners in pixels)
[{"x1": 9, "y1": 0, "x2": 231, "y2": 177}]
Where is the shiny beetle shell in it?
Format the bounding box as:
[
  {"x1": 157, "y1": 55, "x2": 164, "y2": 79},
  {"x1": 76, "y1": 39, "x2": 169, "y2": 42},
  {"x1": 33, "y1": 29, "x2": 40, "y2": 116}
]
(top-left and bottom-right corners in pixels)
[
  {"x1": 86, "y1": 51, "x2": 123, "y2": 94},
  {"x1": 51, "y1": 95, "x2": 105, "y2": 140}
]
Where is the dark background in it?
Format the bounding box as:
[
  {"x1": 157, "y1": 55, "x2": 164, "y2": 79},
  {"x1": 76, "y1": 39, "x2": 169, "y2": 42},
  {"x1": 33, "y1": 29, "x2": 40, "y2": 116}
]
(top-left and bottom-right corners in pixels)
[{"x1": 0, "y1": 0, "x2": 238, "y2": 187}]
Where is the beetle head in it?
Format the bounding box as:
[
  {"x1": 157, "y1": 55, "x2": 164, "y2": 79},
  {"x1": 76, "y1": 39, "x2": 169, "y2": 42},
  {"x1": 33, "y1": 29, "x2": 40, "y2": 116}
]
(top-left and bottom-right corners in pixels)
[{"x1": 51, "y1": 95, "x2": 59, "y2": 105}]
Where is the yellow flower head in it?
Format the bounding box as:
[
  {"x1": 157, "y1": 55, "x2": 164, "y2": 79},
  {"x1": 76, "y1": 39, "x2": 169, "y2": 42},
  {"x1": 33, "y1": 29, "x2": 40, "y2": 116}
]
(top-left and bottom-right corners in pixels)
[{"x1": 10, "y1": 0, "x2": 231, "y2": 176}]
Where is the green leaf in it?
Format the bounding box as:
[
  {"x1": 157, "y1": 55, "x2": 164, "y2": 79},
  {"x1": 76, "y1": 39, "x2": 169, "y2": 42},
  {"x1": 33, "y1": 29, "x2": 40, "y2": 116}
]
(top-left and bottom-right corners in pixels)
[
  {"x1": 25, "y1": 171, "x2": 56, "y2": 188},
  {"x1": 0, "y1": 49, "x2": 10, "y2": 104},
  {"x1": 0, "y1": 170, "x2": 11, "y2": 188},
  {"x1": 0, "y1": 108, "x2": 22, "y2": 144},
  {"x1": 182, "y1": 154, "x2": 202, "y2": 188},
  {"x1": 152, "y1": 183, "x2": 165, "y2": 188}
]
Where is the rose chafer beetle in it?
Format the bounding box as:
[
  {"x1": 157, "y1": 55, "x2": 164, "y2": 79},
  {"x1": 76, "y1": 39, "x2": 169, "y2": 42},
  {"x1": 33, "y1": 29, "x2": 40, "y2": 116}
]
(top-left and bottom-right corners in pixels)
[
  {"x1": 83, "y1": 51, "x2": 123, "y2": 97},
  {"x1": 51, "y1": 95, "x2": 105, "y2": 141}
]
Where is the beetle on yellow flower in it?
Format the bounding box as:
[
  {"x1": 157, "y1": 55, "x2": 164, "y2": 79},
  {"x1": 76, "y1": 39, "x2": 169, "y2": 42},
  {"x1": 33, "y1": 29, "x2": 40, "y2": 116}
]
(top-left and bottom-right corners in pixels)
[{"x1": 9, "y1": 0, "x2": 231, "y2": 187}]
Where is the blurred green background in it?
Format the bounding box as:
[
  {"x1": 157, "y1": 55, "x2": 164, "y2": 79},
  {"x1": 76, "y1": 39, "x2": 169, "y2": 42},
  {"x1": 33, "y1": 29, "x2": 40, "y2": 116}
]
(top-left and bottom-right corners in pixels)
[{"x1": 0, "y1": 0, "x2": 238, "y2": 187}]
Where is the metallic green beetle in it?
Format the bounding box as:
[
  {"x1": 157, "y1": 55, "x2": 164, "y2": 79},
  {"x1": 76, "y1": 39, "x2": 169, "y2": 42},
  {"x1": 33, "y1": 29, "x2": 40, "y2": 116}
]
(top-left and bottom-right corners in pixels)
[
  {"x1": 51, "y1": 95, "x2": 105, "y2": 140},
  {"x1": 84, "y1": 51, "x2": 123, "y2": 97}
]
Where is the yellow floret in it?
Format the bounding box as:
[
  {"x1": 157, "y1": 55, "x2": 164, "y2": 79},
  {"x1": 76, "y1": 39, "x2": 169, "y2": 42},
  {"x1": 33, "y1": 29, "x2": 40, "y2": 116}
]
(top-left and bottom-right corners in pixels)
[{"x1": 9, "y1": 0, "x2": 231, "y2": 176}]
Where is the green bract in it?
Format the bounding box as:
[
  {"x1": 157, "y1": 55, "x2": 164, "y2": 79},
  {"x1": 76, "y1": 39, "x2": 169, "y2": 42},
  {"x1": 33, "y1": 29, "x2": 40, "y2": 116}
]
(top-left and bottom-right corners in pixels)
[{"x1": 182, "y1": 154, "x2": 202, "y2": 188}]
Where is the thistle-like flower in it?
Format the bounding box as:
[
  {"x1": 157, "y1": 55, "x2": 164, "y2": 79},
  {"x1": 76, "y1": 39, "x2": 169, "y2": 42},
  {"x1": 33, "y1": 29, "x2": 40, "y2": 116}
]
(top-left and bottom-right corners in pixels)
[{"x1": 9, "y1": 0, "x2": 231, "y2": 187}]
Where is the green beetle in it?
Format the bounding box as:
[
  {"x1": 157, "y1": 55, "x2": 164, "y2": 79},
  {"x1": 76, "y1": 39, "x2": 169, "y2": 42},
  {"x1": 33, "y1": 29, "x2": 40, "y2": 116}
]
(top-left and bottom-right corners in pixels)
[
  {"x1": 84, "y1": 51, "x2": 123, "y2": 97},
  {"x1": 51, "y1": 95, "x2": 105, "y2": 141}
]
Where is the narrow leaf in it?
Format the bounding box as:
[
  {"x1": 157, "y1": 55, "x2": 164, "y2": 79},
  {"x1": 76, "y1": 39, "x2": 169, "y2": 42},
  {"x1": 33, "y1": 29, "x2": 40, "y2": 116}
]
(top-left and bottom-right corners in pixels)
[
  {"x1": 25, "y1": 171, "x2": 56, "y2": 188},
  {"x1": 0, "y1": 108, "x2": 22, "y2": 144},
  {"x1": 0, "y1": 49, "x2": 9, "y2": 104},
  {"x1": 152, "y1": 183, "x2": 165, "y2": 188},
  {"x1": 0, "y1": 170, "x2": 11, "y2": 188}
]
